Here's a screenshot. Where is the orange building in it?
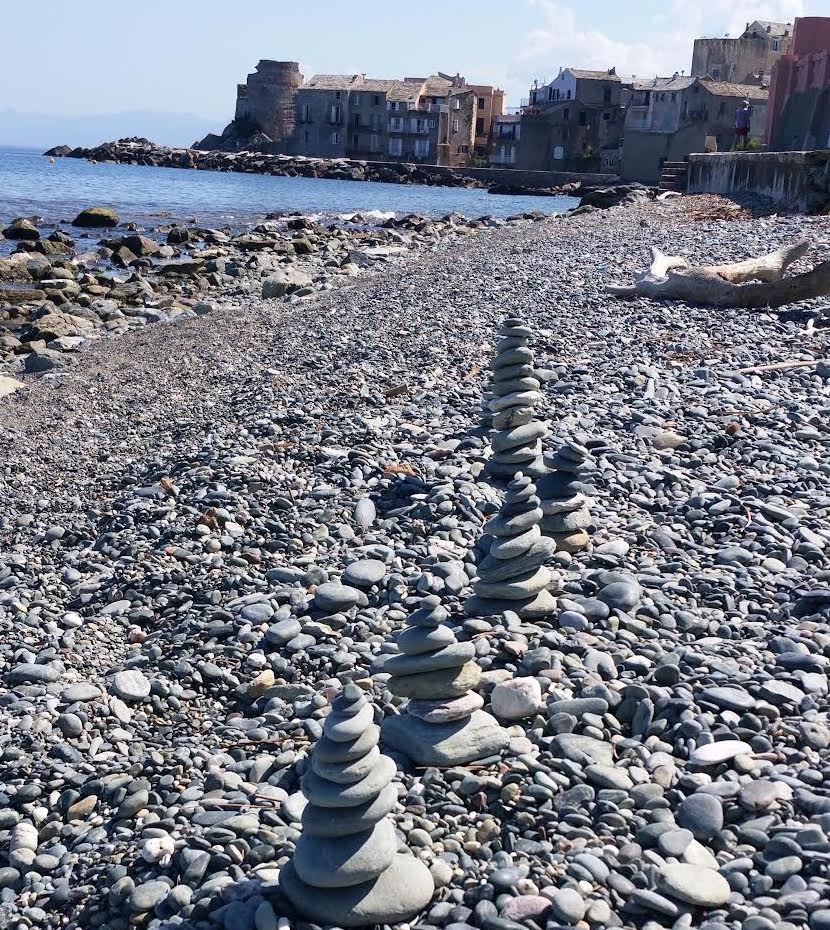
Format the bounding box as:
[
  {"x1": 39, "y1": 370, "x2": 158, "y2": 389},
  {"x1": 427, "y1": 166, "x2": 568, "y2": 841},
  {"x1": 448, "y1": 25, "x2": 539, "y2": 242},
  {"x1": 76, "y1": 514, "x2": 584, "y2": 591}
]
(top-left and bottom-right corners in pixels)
[{"x1": 471, "y1": 85, "x2": 506, "y2": 155}]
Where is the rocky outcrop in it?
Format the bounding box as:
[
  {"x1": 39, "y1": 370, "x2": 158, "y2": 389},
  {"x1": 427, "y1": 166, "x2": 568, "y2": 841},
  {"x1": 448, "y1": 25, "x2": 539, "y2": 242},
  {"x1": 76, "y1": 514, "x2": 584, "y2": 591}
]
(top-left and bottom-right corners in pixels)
[{"x1": 72, "y1": 207, "x2": 119, "y2": 228}]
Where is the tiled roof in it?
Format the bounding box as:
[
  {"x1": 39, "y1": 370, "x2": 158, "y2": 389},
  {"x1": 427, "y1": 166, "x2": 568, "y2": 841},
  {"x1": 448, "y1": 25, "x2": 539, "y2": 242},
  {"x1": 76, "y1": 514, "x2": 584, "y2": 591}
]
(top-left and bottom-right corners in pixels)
[
  {"x1": 423, "y1": 75, "x2": 454, "y2": 96},
  {"x1": 632, "y1": 75, "x2": 694, "y2": 91},
  {"x1": 387, "y1": 80, "x2": 423, "y2": 101},
  {"x1": 355, "y1": 79, "x2": 400, "y2": 92},
  {"x1": 745, "y1": 20, "x2": 791, "y2": 37},
  {"x1": 302, "y1": 74, "x2": 362, "y2": 90},
  {"x1": 699, "y1": 79, "x2": 769, "y2": 101},
  {"x1": 567, "y1": 68, "x2": 622, "y2": 82}
]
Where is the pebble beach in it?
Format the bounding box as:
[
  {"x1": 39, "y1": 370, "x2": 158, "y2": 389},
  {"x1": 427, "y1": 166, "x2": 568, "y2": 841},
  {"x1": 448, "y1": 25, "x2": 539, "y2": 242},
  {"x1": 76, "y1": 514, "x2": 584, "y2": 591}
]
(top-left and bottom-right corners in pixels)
[{"x1": 2, "y1": 195, "x2": 830, "y2": 930}]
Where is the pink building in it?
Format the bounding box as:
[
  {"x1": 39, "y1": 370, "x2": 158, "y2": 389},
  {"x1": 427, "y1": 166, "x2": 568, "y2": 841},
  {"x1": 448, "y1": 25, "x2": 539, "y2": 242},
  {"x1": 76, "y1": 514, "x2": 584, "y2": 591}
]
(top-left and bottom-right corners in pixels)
[{"x1": 766, "y1": 16, "x2": 830, "y2": 150}]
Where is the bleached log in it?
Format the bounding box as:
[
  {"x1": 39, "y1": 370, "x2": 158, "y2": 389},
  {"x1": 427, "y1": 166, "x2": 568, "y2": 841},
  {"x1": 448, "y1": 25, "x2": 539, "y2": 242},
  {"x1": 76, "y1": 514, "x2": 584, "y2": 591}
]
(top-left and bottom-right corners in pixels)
[{"x1": 608, "y1": 237, "x2": 829, "y2": 309}]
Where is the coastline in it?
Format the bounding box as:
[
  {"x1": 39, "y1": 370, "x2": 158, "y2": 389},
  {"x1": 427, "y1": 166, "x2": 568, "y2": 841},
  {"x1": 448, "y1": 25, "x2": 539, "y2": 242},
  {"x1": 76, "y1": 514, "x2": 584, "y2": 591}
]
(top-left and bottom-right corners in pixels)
[{"x1": 2, "y1": 197, "x2": 830, "y2": 928}]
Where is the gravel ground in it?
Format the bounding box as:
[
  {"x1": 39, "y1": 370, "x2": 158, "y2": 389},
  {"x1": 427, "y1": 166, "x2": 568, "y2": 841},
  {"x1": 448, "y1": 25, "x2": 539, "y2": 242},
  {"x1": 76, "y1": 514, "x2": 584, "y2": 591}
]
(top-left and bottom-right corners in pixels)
[{"x1": 2, "y1": 196, "x2": 830, "y2": 930}]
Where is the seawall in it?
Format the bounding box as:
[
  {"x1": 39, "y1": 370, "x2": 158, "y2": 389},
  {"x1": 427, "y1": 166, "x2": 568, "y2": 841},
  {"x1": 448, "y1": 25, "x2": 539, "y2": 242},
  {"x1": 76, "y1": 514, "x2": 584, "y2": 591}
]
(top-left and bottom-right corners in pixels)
[{"x1": 688, "y1": 150, "x2": 830, "y2": 212}]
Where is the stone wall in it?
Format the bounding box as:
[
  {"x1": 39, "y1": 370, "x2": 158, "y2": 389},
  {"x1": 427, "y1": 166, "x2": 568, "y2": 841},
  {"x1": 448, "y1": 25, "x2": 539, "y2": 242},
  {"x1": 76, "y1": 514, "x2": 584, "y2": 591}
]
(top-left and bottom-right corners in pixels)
[{"x1": 687, "y1": 150, "x2": 830, "y2": 212}]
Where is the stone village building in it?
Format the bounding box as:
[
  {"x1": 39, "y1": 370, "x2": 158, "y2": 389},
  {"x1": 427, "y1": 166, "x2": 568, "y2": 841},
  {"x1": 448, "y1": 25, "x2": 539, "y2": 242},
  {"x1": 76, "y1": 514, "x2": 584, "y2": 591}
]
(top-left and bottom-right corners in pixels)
[
  {"x1": 291, "y1": 72, "x2": 476, "y2": 167},
  {"x1": 692, "y1": 20, "x2": 793, "y2": 85},
  {"x1": 470, "y1": 85, "x2": 506, "y2": 156},
  {"x1": 514, "y1": 68, "x2": 625, "y2": 172},
  {"x1": 622, "y1": 76, "x2": 768, "y2": 183}
]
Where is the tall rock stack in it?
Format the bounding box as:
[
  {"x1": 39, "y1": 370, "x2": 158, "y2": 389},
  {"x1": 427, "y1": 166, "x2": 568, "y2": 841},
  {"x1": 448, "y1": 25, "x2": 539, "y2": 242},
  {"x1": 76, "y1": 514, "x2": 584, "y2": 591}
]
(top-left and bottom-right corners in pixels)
[
  {"x1": 382, "y1": 596, "x2": 509, "y2": 765},
  {"x1": 537, "y1": 439, "x2": 595, "y2": 553},
  {"x1": 485, "y1": 317, "x2": 547, "y2": 480},
  {"x1": 281, "y1": 683, "x2": 434, "y2": 927},
  {"x1": 466, "y1": 475, "x2": 558, "y2": 619}
]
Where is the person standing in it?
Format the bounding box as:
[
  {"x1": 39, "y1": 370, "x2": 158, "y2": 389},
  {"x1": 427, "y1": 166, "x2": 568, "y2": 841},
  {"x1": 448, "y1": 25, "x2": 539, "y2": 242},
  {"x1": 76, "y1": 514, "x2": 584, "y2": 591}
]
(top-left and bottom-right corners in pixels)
[{"x1": 734, "y1": 99, "x2": 752, "y2": 150}]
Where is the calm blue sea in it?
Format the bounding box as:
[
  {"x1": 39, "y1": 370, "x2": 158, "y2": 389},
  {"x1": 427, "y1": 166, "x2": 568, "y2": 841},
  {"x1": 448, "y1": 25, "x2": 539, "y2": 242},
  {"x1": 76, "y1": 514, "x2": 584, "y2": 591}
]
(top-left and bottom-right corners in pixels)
[{"x1": 0, "y1": 146, "x2": 577, "y2": 228}]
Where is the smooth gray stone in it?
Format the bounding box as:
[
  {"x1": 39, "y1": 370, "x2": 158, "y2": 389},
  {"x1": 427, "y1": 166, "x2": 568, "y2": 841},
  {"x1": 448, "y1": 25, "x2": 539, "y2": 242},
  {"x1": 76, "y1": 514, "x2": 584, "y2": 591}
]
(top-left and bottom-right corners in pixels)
[
  {"x1": 699, "y1": 686, "x2": 756, "y2": 713},
  {"x1": 325, "y1": 702, "x2": 374, "y2": 742},
  {"x1": 301, "y1": 784, "x2": 399, "y2": 838},
  {"x1": 490, "y1": 441, "x2": 543, "y2": 465},
  {"x1": 657, "y1": 864, "x2": 730, "y2": 907},
  {"x1": 396, "y1": 624, "x2": 457, "y2": 655},
  {"x1": 541, "y1": 493, "x2": 587, "y2": 514},
  {"x1": 384, "y1": 642, "x2": 475, "y2": 677},
  {"x1": 474, "y1": 566, "x2": 551, "y2": 600},
  {"x1": 7, "y1": 664, "x2": 61, "y2": 686},
  {"x1": 494, "y1": 336, "x2": 529, "y2": 353},
  {"x1": 407, "y1": 601, "x2": 449, "y2": 628},
  {"x1": 491, "y1": 421, "x2": 548, "y2": 452},
  {"x1": 280, "y1": 854, "x2": 434, "y2": 927},
  {"x1": 597, "y1": 580, "x2": 642, "y2": 611},
  {"x1": 485, "y1": 456, "x2": 546, "y2": 478},
  {"x1": 407, "y1": 692, "x2": 484, "y2": 723},
  {"x1": 464, "y1": 588, "x2": 557, "y2": 620},
  {"x1": 545, "y1": 528, "x2": 590, "y2": 552},
  {"x1": 314, "y1": 725, "x2": 380, "y2": 763},
  {"x1": 343, "y1": 559, "x2": 386, "y2": 589},
  {"x1": 477, "y1": 538, "x2": 556, "y2": 582},
  {"x1": 388, "y1": 661, "x2": 481, "y2": 699},
  {"x1": 313, "y1": 582, "x2": 367, "y2": 612},
  {"x1": 551, "y1": 734, "x2": 614, "y2": 765},
  {"x1": 539, "y1": 507, "x2": 591, "y2": 531},
  {"x1": 498, "y1": 323, "x2": 532, "y2": 337},
  {"x1": 293, "y1": 819, "x2": 397, "y2": 888},
  {"x1": 492, "y1": 406, "x2": 535, "y2": 430},
  {"x1": 311, "y1": 746, "x2": 381, "y2": 785},
  {"x1": 689, "y1": 740, "x2": 754, "y2": 765},
  {"x1": 491, "y1": 377, "x2": 541, "y2": 397},
  {"x1": 382, "y1": 710, "x2": 508, "y2": 765},
  {"x1": 490, "y1": 525, "x2": 541, "y2": 559},
  {"x1": 485, "y1": 507, "x2": 543, "y2": 538},
  {"x1": 111, "y1": 670, "x2": 150, "y2": 701},
  {"x1": 491, "y1": 347, "x2": 533, "y2": 369},
  {"x1": 301, "y1": 756, "x2": 396, "y2": 808},
  {"x1": 492, "y1": 363, "x2": 534, "y2": 381},
  {"x1": 488, "y1": 390, "x2": 542, "y2": 413}
]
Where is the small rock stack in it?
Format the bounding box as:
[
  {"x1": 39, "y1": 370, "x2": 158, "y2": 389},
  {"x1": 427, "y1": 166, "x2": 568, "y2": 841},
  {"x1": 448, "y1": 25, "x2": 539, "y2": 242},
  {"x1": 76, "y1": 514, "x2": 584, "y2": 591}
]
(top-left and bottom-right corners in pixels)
[
  {"x1": 466, "y1": 475, "x2": 558, "y2": 619},
  {"x1": 484, "y1": 317, "x2": 547, "y2": 480},
  {"x1": 537, "y1": 439, "x2": 596, "y2": 553},
  {"x1": 382, "y1": 596, "x2": 508, "y2": 765},
  {"x1": 281, "y1": 683, "x2": 434, "y2": 927}
]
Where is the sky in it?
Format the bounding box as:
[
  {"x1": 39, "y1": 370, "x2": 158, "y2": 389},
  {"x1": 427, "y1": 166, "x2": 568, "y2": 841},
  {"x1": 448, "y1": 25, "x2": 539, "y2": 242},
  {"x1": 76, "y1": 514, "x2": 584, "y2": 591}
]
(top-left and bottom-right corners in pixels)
[{"x1": 0, "y1": 0, "x2": 810, "y2": 146}]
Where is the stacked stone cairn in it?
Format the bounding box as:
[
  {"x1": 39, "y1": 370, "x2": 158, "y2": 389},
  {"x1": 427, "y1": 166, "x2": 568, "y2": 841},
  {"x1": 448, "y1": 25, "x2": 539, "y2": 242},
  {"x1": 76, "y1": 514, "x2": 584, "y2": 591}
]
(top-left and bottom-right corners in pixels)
[
  {"x1": 382, "y1": 596, "x2": 509, "y2": 765},
  {"x1": 537, "y1": 439, "x2": 596, "y2": 553},
  {"x1": 281, "y1": 682, "x2": 434, "y2": 927},
  {"x1": 466, "y1": 474, "x2": 558, "y2": 619},
  {"x1": 484, "y1": 316, "x2": 548, "y2": 480}
]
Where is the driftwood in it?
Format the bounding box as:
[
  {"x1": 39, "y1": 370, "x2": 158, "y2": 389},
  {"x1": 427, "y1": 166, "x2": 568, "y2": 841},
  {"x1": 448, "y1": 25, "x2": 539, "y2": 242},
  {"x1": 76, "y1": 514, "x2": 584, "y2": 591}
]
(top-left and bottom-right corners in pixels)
[{"x1": 608, "y1": 237, "x2": 830, "y2": 308}]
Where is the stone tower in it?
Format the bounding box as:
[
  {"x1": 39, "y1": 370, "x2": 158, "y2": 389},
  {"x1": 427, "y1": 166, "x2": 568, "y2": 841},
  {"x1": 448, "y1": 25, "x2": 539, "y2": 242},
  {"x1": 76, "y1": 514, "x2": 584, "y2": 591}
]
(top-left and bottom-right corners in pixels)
[{"x1": 234, "y1": 60, "x2": 302, "y2": 144}]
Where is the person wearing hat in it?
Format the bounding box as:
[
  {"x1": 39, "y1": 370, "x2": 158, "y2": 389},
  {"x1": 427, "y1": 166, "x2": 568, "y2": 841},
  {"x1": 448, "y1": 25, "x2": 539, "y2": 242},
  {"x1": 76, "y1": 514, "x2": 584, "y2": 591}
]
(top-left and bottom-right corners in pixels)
[{"x1": 734, "y1": 99, "x2": 752, "y2": 150}]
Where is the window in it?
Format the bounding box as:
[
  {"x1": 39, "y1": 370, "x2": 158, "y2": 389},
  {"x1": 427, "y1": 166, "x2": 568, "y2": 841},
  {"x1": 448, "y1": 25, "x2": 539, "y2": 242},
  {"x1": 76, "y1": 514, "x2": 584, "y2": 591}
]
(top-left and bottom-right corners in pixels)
[
  {"x1": 388, "y1": 101, "x2": 397, "y2": 111},
  {"x1": 548, "y1": 87, "x2": 554, "y2": 100},
  {"x1": 414, "y1": 139, "x2": 430, "y2": 157},
  {"x1": 452, "y1": 119, "x2": 459, "y2": 133},
  {"x1": 352, "y1": 95, "x2": 361, "y2": 107},
  {"x1": 352, "y1": 112, "x2": 361, "y2": 127},
  {"x1": 389, "y1": 116, "x2": 404, "y2": 132},
  {"x1": 453, "y1": 97, "x2": 460, "y2": 109},
  {"x1": 352, "y1": 133, "x2": 359, "y2": 148},
  {"x1": 300, "y1": 103, "x2": 311, "y2": 122},
  {"x1": 579, "y1": 111, "x2": 587, "y2": 126},
  {"x1": 772, "y1": 40, "x2": 779, "y2": 51},
  {"x1": 331, "y1": 131, "x2": 340, "y2": 145},
  {"x1": 478, "y1": 97, "x2": 485, "y2": 109},
  {"x1": 303, "y1": 130, "x2": 310, "y2": 143},
  {"x1": 428, "y1": 119, "x2": 436, "y2": 128},
  {"x1": 458, "y1": 144, "x2": 469, "y2": 154},
  {"x1": 329, "y1": 104, "x2": 342, "y2": 123},
  {"x1": 603, "y1": 87, "x2": 612, "y2": 103},
  {"x1": 563, "y1": 107, "x2": 570, "y2": 120},
  {"x1": 671, "y1": 92, "x2": 676, "y2": 102},
  {"x1": 389, "y1": 137, "x2": 403, "y2": 156},
  {"x1": 373, "y1": 94, "x2": 381, "y2": 106},
  {"x1": 476, "y1": 117, "x2": 485, "y2": 134},
  {"x1": 719, "y1": 101, "x2": 726, "y2": 116},
  {"x1": 370, "y1": 134, "x2": 380, "y2": 152},
  {"x1": 335, "y1": 91, "x2": 342, "y2": 100},
  {"x1": 603, "y1": 111, "x2": 610, "y2": 120},
  {"x1": 566, "y1": 89, "x2": 571, "y2": 99}
]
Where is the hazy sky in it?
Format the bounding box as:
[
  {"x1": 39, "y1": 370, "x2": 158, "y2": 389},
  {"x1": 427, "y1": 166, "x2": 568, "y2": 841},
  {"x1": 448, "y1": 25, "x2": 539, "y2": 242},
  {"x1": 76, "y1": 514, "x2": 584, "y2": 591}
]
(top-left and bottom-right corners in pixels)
[{"x1": 1, "y1": 0, "x2": 807, "y2": 128}]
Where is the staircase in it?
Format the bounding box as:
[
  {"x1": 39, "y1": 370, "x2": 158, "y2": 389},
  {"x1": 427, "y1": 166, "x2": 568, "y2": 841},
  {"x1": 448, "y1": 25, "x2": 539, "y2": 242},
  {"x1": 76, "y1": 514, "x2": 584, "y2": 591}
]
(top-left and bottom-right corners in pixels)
[{"x1": 658, "y1": 161, "x2": 689, "y2": 193}]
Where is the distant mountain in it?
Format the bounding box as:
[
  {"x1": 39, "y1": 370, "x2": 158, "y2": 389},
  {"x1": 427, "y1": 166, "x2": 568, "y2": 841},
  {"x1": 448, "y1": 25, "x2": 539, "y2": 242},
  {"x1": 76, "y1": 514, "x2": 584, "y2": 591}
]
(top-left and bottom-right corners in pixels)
[{"x1": 0, "y1": 109, "x2": 224, "y2": 149}]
